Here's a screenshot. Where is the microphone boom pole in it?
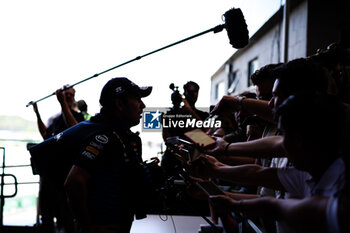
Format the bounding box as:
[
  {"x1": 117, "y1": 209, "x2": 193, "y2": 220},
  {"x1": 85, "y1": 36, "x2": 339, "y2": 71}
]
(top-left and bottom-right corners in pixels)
[{"x1": 26, "y1": 24, "x2": 225, "y2": 107}]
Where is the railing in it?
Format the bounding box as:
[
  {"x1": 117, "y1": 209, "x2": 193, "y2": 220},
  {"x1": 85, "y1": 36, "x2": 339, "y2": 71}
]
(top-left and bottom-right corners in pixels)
[
  {"x1": 0, "y1": 146, "x2": 18, "y2": 228},
  {"x1": 0, "y1": 138, "x2": 264, "y2": 233},
  {"x1": 0, "y1": 139, "x2": 41, "y2": 228}
]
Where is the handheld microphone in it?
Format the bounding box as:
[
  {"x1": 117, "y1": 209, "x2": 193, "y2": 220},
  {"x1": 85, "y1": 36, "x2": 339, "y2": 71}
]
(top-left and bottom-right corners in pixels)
[{"x1": 223, "y1": 8, "x2": 249, "y2": 49}]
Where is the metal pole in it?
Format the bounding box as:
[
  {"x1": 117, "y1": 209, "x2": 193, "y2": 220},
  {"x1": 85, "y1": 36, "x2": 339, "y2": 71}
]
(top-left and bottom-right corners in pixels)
[
  {"x1": 283, "y1": 0, "x2": 290, "y2": 62},
  {"x1": 0, "y1": 147, "x2": 5, "y2": 227},
  {"x1": 26, "y1": 24, "x2": 225, "y2": 107}
]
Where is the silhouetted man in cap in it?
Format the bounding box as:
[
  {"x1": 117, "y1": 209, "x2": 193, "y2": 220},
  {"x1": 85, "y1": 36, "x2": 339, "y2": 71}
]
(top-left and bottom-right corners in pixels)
[{"x1": 64, "y1": 77, "x2": 152, "y2": 233}]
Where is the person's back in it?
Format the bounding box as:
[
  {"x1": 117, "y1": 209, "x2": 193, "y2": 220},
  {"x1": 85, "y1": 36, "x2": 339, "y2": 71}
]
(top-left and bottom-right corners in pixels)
[{"x1": 46, "y1": 109, "x2": 85, "y2": 137}]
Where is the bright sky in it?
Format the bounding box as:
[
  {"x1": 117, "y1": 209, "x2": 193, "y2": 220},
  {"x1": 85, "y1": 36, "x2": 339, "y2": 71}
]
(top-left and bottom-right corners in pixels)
[{"x1": 1, "y1": 0, "x2": 281, "y2": 124}]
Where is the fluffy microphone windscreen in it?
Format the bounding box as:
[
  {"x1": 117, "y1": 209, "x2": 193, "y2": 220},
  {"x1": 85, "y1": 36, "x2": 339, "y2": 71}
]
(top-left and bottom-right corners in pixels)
[{"x1": 224, "y1": 8, "x2": 249, "y2": 49}]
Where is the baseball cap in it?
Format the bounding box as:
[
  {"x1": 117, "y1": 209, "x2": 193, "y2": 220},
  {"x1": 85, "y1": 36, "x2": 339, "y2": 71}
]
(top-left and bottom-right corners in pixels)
[{"x1": 99, "y1": 77, "x2": 152, "y2": 106}]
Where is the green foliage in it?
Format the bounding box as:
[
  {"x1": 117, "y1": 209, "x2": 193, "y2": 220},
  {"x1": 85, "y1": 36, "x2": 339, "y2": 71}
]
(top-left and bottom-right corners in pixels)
[{"x1": 0, "y1": 115, "x2": 37, "y2": 132}]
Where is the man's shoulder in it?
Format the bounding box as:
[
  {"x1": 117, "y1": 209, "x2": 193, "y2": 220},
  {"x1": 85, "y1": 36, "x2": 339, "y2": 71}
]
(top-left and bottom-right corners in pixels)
[
  {"x1": 62, "y1": 120, "x2": 118, "y2": 145},
  {"x1": 47, "y1": 112, "x2": 61, "y2": 126}
]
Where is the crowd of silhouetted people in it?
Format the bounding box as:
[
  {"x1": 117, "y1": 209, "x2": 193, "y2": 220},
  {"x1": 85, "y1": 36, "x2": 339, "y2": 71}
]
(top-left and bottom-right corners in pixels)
[
  {"x1": 29, "y1": 41, "x2": 350, "y2": 233},
  {"x1": 159, "y1": 42, "x2": 350, "y2": 233}
]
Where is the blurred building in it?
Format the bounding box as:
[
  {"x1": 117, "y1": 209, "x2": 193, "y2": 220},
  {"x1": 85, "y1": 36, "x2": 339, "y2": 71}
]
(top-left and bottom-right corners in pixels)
[{"x1": 210, "y1": 0, "x2": 350, "y2": 104}]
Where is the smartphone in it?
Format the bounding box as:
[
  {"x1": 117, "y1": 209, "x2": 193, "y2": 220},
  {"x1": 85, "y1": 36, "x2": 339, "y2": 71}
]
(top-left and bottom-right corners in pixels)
[
  {"x1": 184, "y1": 129, "x2": 216, "y2": 148},
  {"x1": 196, "y1": 181, "x2": 225, "y2": 197}
]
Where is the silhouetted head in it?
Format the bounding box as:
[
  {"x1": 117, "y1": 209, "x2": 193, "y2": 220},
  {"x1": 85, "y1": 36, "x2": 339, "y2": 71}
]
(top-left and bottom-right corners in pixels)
[
  {"x1": 183, "y1": 81, "x2": 200, "y2": 106},
  {"x1": 99, "y1": 77, "x2": 152, "y2": 127},
  {"x1": 277, "y1": 93, "x2": 345, "y2": 171},
  {"x1": 268, "y1": 58, "x2": 329, "y2": 113},
  {"x1": 251, "y1": 63, "x2": 283, "y2": 101}
]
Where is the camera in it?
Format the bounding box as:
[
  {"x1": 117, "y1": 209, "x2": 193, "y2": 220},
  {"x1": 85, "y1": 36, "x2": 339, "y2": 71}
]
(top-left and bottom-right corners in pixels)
[
  {"x1": 165, "y1": 136, "x2": 201, "y2": 164},
  {"x1": 169, "y1": 83, "x2": 182, "y2": 110},
  {"x1": 148, "y1": 136, "x2": 211, "y2": 216}
]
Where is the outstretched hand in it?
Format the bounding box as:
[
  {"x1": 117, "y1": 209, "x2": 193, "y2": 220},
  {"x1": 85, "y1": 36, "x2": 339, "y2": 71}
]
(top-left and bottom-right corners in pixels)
[
  {"x1": 204, "y1": 136, "x2": 229, "y2": 156},
  {"x1": 189, "y1": 154, "x2": 226, "y2": 179},
  {"x1": 209, "y1": 195, "x2": 235, "y2": 216},
  {"x1": 210, "y1": 95, "x2": 239, "y2": 116},
  {"x1": 185, "y1": 176, "x2": 209, "y2": 200},
  {"x1": 201, "y1": 154, "x2": 226, "y2": 167}
]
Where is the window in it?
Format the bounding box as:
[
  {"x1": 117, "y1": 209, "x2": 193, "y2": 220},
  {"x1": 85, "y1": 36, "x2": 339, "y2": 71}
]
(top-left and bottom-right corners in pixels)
[
  {"x1": 227, "y1": 70, "x2": 238, "y2": 94},
  {"x1": 215, "y1": 81, "x2": 225, "y2": 101},
  {"x1": 228, "y1": 68, "x2": 237, "y2": 88},
  {"x1": 248, "y1": 58, "x2": 259, "y2": 86}
]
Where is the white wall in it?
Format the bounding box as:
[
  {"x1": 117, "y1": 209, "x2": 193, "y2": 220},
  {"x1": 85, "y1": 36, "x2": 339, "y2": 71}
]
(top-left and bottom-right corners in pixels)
[
  {"x1": 210, "y1": 65, "x2": 228, "y2": 105},
  {"x1": 288, "y1": 0, "x2": 308, "y2": 60},
  {"x1": 210, "y1": 2, "x2": 309, "y2": 104}
]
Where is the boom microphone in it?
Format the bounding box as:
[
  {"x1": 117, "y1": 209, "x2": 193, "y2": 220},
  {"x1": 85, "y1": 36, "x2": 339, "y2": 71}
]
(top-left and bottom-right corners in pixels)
[
  {"x1": 223, "y1": 8, "x2": 249, "y2": 49},
  {"x1": 26, "y1": 7, "x2": 249, "y2": 107}
]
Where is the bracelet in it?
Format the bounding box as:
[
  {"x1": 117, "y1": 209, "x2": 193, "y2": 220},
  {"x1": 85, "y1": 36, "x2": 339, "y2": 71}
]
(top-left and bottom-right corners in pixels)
[{"x1": 224, "y1": 142, "x2": 231, "y2": 155}]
